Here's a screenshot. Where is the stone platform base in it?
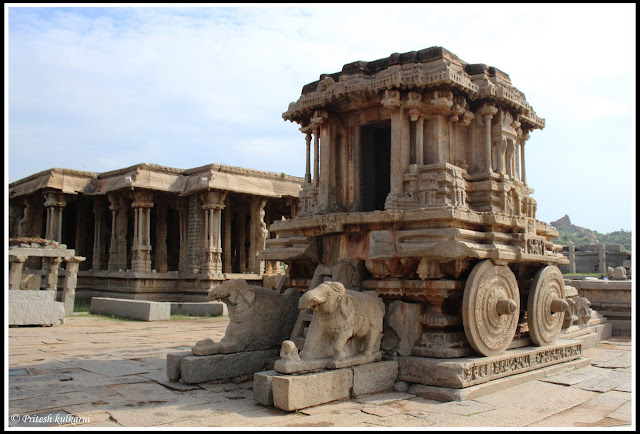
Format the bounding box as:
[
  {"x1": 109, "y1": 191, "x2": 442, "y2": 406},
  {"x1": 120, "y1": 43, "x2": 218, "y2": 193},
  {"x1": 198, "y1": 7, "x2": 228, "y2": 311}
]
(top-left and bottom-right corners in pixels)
[
  {"x1": 9, "y1": 290, "x2": 65, "y2": 326},
  {"x1": 394, "y1": 339, "x2": 584, "y2": 390},
  {"x1": 91, "y1": 297, "x2": 171, "y2": 321},
  {"x1": 167, "y1": 349, "x2": 279, "y2": 384},
  {"x1": 254, "y1": 360, "x2": 398, "y2": 411},
  {"x1": 407, "y1": 357, "x2": 591, "y2": 402}
]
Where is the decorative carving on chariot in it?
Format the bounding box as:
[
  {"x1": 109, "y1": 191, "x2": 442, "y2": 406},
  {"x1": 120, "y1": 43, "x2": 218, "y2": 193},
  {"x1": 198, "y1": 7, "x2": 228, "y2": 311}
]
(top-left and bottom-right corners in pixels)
[{"x1": 462, "y1": 260, "x2": 571, "y2": 357}]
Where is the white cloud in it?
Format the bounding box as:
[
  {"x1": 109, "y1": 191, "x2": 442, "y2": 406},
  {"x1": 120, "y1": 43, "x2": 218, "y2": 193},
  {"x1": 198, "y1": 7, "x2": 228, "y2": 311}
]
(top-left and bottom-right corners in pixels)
[{"x1": 6, "y1": 5, "x2": 635, "y2": 233}]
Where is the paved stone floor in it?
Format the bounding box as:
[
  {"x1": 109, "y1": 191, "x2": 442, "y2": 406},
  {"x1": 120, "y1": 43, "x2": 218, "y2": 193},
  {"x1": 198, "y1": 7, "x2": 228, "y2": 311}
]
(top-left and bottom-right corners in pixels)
[{"x1": 7, "y1": 314, "x2": 635, "y2": 428}]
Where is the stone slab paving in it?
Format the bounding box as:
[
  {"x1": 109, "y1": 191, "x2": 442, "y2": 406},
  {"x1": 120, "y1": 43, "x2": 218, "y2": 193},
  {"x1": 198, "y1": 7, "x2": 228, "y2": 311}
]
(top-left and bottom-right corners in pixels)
[{"x1": 7, "y1": 315, "x2": 634, "y2": 428}]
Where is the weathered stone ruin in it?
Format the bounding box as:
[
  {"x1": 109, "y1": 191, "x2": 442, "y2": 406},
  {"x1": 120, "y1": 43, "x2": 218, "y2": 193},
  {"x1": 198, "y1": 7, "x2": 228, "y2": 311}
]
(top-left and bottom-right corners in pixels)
[
  {"x1": 8, "y1": 163, "x2": 303, "y2": 302},
  {"x1": 9, "y1": 238, "x2": 85, "y2": 326},
  {"x1": 255, "y1": 46, "x2": 612, "y2": 408}
]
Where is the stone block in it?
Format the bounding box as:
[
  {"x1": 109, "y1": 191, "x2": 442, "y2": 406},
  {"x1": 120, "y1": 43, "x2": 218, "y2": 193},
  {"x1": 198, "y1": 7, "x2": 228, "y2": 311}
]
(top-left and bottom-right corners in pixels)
[
  {"x1": 175, "y1": 349, "x2": 279, "y2": 384},
  {"x1": 9, "y1": 300, "x2": 65, "y2": 326},
  {"x1": 170, "y1": 302, "x2": 227, "y2": 317},
  {"x1": 9, "y1": 290, "x2": 56, "y2": 302},
  {"x1": 90, "y1": 297, "x2": 170, "y2": 321},
  {"x1": 352, "y1": 361, "x2": 398, "y2": 397},
  {"x1": 253, "y1": 370, "x2": 280, "y2": 406},
  {"x1": 272, "y1": 368, "x2": 353, "y2": 411},
  {"x1": 166, "y1": 351, "x2": 191, "y2": 381}
]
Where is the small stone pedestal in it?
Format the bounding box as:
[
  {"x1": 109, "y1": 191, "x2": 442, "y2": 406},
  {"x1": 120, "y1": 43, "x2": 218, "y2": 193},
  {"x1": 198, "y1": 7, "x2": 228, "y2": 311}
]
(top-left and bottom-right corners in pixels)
[
  {"x1": 167, "y1": 349, "x2": 280, "y2": 384},
  {"x1": 254, "y1": 360, "x2": 398, "y2": 411}
]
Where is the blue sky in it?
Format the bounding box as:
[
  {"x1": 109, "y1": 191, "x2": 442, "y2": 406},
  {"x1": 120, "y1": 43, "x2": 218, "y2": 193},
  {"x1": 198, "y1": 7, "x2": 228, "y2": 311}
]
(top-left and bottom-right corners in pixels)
[{"x1": 5, "y1": 4, "x2": 635, "y2": 234}]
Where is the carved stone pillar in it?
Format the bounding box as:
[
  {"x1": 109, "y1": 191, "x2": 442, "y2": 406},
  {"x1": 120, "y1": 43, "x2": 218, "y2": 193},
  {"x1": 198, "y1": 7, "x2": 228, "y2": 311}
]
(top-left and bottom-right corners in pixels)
[
  {"x1": 382, "y1": 89, "x2": 405, "y2": 198},
  {"x1": 494, "y1": 138, "x2": 507, "y2": 176},
  {"x1": 568, "y1": 242, "x2": 576, "y2": 274},
  {"x1": 515, "y1": 141, "x2": 521, "y2": 182},
  {"x1": 238, "y1": 209, "x2": 247, "y2": 273},
  {"x1": 223, "y1": 197, "x2": 232, "y2": 274},
  {"x1": 62, "y1": 256, "x2": 84, "y2": 315},
  {"x1": 520, "y1": 131, "x2": 529, "y2": 184},
  {"x1": 43, "y1": 191, "x2": 66, "y2": 242},
  {"x1": 313, "y1": 128, "x2": 320, "y2": 187},
  {"x1": 107, "y1": 192, "x2": 129, "y2": 271},
  {"x1": 304, "y1": 131, "x2": 312, "y2": 184},
  {"x1": 175, "y1": 197, "x2": 189, "y2": 273},
  {"x1": 598, "y1": 243, "x2": 607, "y2": 274},
  {"x1": 92, "y1": 199, "x2": 106, "y2": 271},
  {"x1": 45, "y1": 257, "x2": 62, "y2": 292},
  {"x1": 249, "y1": 197, "x2": 267, "y2": 275},
  {"x1": 478, "y1": 104, "x2": 498, "y2": 174},
  {"x1": 130, "y1": 190, "x2": 154, "y2": 273},
  {"x1": 155, "y1": 201, "x2": 168, "y2": 273},
  {"x1": 9, "y1": 255, "x2": 28, "y2": 290},
  {"x1": 200, "y1": 190, "x2": 226, "y2": 276}
]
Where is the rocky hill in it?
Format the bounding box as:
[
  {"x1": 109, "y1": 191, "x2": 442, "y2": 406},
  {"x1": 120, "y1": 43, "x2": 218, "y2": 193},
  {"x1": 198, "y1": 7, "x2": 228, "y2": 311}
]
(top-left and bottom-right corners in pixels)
[{"x1": 550, "y1": 215, "x2": 632, "y2": 251}]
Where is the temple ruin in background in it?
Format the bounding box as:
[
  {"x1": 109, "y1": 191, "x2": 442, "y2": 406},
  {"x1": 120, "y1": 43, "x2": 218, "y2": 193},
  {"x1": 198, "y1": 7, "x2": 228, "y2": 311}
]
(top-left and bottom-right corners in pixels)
[{"x1": 9, "y1": 163, "x2": 302, "y2": 302}]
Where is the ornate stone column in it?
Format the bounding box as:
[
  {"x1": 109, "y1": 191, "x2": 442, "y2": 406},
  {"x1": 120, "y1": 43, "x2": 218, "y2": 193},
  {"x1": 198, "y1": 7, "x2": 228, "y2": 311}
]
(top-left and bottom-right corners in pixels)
[
  {"x1": 43, "y1": 191, "x2": 66, "y2": 242},
  {"x1": 238, "y1": 209, "x2": 247, "y2": 273},
  {"x1": 62, "y1": 256, "x2": 85, "y2": 314},
  {"x1": 382, "y1": 89, "x2": 405, "y2": 197},
  {"x1": 407, "y1": 91, "x2": 424, "y2": 166},
  {"x1": 175, "y1": 197, "x2": 189, "y2": 273},
  {"x1": 568, "y1": 242, "x2": 576, "y2": 274},
  {"x1": 248, "y1": 197, "x2": 267, "y2": 274},
  {"x1": 520, "y1": 131, "x2": 529, "y2": 184},
  {"x1": 130, "y1": 190, "x2": 154, "y2": 273},
  {"x1": 223, "y1": 196, "x2": 232, "y2": 274},
  {"x1": 9, "y1": 255, "x2": 28, "y2": 290},
  {"x1": 598, "y1": 243, "x2": 607, "y2": 274},
  {"x1": 478, "y1": 104, "x2": 498, "y2": 174},
  {"x1": 155, "y1": 201, "x2": 168, "y2": 273},
  {"x1": 304, "y1": 131, "x2": 312, "y2": 184},
  {"x1": 313, "y1": 127, "x2": 320, "y2": 187},
  {"x1": 200, "y1": 190, "x2": 226, "y2": 276},
  {"x1": 45, "y1": 257, "x2": 62, "y2": 292},
  {"x1": 107, "y1": 192, "x2": 129, "y2": 271},
  {"x1": 92, "y1": 199, "x2": 106, "y2": 271},
  {"x1": 313, "y1": 109, "x2": 330, "y2": 212}
]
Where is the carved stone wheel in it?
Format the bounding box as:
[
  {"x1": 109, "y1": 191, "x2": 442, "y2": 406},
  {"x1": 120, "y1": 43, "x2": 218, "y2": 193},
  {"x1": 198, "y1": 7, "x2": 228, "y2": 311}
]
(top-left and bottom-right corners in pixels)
[
  {"x1": 462, "y1": 260, "x2": 520, "y2": 357},
  {"x1": 527, "y1": 265, "x2": 567, "y2": 346}
]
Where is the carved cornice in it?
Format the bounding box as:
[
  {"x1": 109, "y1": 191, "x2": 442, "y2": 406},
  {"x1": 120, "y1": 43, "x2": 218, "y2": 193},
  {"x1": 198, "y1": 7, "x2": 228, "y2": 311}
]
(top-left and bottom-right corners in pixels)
[{"x1": 282, "y1": 46, "x2": 545, "y2": 130}]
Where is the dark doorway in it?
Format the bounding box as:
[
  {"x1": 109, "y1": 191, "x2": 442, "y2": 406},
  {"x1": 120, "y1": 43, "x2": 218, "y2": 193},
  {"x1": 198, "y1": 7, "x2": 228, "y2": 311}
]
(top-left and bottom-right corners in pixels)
[{"x1": 361, "y1": 121, "x2": 391, "y2": 211}]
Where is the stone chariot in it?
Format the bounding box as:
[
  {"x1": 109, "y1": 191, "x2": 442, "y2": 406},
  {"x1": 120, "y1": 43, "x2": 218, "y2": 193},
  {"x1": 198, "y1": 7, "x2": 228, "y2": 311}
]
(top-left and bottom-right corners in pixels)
[{"x1": 260, "y1": 46, "x2": 574, "y2": 359}]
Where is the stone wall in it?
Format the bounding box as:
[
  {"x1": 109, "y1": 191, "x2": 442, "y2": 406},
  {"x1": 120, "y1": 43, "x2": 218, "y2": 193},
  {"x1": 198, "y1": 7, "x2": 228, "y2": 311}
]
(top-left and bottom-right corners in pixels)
[{"x1": 565, "y1": 278, "x2": 632, "y2": 336}]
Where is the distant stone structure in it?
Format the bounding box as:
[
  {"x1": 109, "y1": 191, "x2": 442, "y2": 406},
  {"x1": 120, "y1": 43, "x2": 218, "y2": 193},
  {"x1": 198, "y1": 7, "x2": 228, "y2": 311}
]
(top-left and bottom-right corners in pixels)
[
  {"x1": 559, "y1": 242, "x2": 631, "y2": 276},
  {"x1": 9, "y1": 238, "x2": 85, "y2": 325},
  {"x1": 8, "y1": 164, "x2": 303, "y2": 302}
]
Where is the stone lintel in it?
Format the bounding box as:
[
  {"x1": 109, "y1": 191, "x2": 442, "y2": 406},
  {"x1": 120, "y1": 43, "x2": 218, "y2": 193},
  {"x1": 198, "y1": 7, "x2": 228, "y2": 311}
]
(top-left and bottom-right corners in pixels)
[{"x1": 9, "y1": 247, "x2": 76, "y2": 258}]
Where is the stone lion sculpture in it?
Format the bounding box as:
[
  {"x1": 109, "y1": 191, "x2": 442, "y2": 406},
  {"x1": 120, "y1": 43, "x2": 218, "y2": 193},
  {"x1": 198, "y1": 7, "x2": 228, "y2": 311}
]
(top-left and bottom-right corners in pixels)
[
  {"x1": 191, "y1": 279, "x2": 300, "y2": 356},
  {"x1": 297, "y1": 281, "x2": 385, "y2": 362}
]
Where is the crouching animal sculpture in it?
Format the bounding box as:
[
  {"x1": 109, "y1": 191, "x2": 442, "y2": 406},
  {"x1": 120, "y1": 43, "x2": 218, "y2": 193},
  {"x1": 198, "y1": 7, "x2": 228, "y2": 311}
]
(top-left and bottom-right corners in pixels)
[
  {"x1": 298, "y1": 281, "x2": 385, "y2": 362},
  {"x1": 191, "y1": 279, "x2": 300, "y2": 356}
]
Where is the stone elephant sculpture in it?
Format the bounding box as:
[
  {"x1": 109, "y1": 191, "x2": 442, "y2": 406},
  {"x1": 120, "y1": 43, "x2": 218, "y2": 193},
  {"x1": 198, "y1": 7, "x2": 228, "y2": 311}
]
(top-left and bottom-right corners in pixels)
[
  {"x1": 192, "y1": 279, "x2": 300, "y2": 356},
  {"x1": 298, "y1": 281, "x2": 385, "y2": 361}
]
